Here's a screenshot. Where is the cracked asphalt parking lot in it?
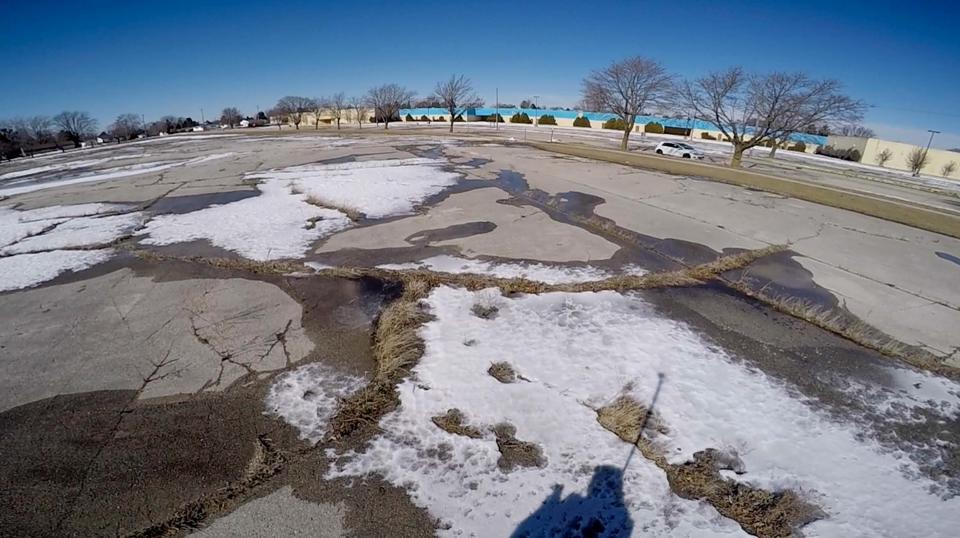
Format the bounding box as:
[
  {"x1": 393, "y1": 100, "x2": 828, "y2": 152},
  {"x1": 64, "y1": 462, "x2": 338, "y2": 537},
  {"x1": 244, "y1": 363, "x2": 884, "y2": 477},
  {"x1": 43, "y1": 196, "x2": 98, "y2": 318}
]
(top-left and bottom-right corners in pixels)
[{"x1": 1, "y1": 130, "x2": 959, "y2": 537}]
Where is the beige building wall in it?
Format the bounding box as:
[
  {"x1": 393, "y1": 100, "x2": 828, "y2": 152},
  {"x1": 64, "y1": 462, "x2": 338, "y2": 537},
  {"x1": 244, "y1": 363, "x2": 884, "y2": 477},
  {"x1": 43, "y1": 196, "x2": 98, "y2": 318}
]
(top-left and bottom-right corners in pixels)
[{"x1": 829, "y1": 136, "x2": 960, "y2": 178}]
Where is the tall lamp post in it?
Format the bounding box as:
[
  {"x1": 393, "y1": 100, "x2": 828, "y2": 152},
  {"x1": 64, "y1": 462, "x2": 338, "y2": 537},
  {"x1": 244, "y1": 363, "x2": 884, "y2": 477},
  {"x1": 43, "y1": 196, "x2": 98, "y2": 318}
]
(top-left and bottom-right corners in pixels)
[
  {"x1": 533, "y1": 95, "x2": 540, "y2": 126},
  {"x1": 916, "y1": 129, "x2": 940, "y2": 176}
]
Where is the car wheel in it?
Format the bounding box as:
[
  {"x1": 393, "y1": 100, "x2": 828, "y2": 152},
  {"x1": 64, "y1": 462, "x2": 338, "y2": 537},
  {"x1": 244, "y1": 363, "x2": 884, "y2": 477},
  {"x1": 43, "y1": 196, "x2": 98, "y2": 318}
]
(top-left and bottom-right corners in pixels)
[
  {"x1": 682, "y1": 153, "x2": 691, "y2": 158},
  {"x1": 655, "y1": 149, "x2": 663, "y2": 154}
]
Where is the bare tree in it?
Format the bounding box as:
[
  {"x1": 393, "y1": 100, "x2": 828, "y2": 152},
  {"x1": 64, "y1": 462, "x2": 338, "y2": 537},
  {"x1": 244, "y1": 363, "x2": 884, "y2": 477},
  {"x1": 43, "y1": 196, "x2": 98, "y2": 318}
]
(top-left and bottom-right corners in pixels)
[
  {"x1": 109, "y1": 113, "x2": 143, "y2": 141},
  {"x1": 53, "y1": 111, "x2": 97, "y2": 148},
  {"x1": 906, "y1": 147, "x2": 928, "y2": 176},
  {"x1": 432, "y1": 75, "x2": 483, "y2": 133},
  {"x1": 680, "y1": 68, "x2": 865, "y2": 167},
  {"x1": 327, "y1": 92, "x2": 347, "y2": 130},
  {"x1": 220, "y1": 107, "x2": 242, "y2": 128},
  {"x1": 274, "y1": 96, "x2": 315, "y2": 130},
  {"x1": 874, "y1": 148, "x2": 893, "y2": 167},
  {"x1": 25, "y1": 116, "x2": 53, "y2": 143},
  {"x1": 838, "y1": 124, "x2": 876, "y2": 138},
  {"x1": 582, "y1": 56, "x2": 673, "y2": 151},
  {"x1": 349, "y1": 96, "x2": 366, "y2": 128},
  {"x1": 310, "y1": 98, "x2": 327, "y2": 129},
  {"x1": 941, "y1": 161, "x2": 957, "y2": 178},
  {"x1": 367, "y1": 84, "x2": 415, "y2": 129}
]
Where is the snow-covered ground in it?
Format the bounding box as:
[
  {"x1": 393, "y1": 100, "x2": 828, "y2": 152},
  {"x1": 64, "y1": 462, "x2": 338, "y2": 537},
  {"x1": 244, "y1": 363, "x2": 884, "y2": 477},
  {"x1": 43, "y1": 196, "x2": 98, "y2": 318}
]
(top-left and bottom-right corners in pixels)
[
  {"x1": 265, "y1": 363, "x2": 366, "y2": 444},
  {"x1": 0, "y1": 249, "x2": 114, "y2": 292},
  {"x1": 139, "y1": 155, "x2": 461, "y2": 259},
  {"x1": 247, "y1": 157, "x2": 460, "y2": 218},
  {"x1": 310, "y1": 286, "x2": 960, "y2": 537},
  {"x1": 138, "y1": 175, "x2": 352, "y2": 260},
  {"x1": 380, "y1": 254, "x2": 645, "y2": 284},
  {"x1": 0, "y1": 203, "x2": 141, "y2": 291}
]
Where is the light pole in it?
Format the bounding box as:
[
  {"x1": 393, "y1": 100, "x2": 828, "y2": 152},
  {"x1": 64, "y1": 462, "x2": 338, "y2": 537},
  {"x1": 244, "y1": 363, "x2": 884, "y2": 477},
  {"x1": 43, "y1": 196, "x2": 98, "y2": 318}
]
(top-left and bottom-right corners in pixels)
[
  {"x1": 533, "y1": 95, "x2": 540, "y2": 126},
  {"x1": 916, "y1": 129, "x2": 940, "y2": 176}
]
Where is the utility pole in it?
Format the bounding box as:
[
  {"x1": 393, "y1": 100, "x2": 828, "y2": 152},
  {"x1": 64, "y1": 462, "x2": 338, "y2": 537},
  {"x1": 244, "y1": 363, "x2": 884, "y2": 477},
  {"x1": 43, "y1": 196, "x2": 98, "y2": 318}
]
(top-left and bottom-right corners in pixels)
[
  {"x1": 533, "y1": 95, "x2": 540, "y2": 126},
  {"x1": 200, "y1": 107, "x2": 205, "y2": 124},
  {"x1": 916, "y1": 129, "x2": 940, "y2": 176},
  {"x1": 495, "y1": 88, "x2": 499, "y2": 132},
  {"x1": 141, "y1": 114, "x2": 146, "y2": 137}
]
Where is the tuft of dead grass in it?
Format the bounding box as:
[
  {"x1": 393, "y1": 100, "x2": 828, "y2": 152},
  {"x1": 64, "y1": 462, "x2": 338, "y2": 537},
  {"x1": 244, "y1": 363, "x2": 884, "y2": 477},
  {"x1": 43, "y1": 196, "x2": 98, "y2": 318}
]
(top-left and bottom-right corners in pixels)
[
  {"x1": 329, "y1": 276, "x2": 433, "y2": 441},
  {"x1": 431, "y1": 408, "x2": 483, "y2": 438},
  {"x1": 595, "y1": 396, "x2": 821, "y2": 538},
  {"x1": 492, "y1": 422, "x2": 547, "y2": 471},
  {"x1": 471, "y1": 303, "x2": 499, "y2": 319},
  {"x1": 133, "y1": 250, "x2": 304, "y2": 275},
  {"x1": 304, "y1": 194, "x2": 364, "y2": 221},
  {"x1": 487, "y1": 361, "x2": 517, "y2": 383}
]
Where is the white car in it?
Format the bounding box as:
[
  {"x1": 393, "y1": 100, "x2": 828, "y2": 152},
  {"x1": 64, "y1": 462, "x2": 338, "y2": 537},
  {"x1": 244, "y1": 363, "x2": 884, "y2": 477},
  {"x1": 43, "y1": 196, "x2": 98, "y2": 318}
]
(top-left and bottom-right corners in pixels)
[{"x1": 654, "y1": 141, "x2": 704, "y2": 159}]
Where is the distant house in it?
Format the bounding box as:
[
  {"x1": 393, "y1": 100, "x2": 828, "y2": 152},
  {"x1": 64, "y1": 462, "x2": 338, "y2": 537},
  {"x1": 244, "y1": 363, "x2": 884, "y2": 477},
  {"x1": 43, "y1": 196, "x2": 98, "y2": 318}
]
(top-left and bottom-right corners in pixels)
[
  {"x1": 96, "y1": 132, "x2": 111, "y2": 144},
  {"x1": 192, "y1": 126, "x2": 205, "y2": 132},
  {"x1": 239, "y1": 119, "x2": 251, "y2": 128}
]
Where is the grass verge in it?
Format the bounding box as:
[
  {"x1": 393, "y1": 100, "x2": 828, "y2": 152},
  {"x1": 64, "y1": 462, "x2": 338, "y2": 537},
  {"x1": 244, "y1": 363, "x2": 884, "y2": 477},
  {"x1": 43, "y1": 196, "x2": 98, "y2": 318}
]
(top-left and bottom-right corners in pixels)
[{"x1": 528, "y1": 141, "x2": 960, "y2": 240}]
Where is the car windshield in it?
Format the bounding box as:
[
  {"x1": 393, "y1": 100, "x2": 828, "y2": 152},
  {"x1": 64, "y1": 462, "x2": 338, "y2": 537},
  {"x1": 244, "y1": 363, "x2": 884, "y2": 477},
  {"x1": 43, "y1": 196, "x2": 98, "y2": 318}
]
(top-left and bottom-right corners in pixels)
[{"x1": 677, "y1": 143, "x2": 695, "y2": 150}]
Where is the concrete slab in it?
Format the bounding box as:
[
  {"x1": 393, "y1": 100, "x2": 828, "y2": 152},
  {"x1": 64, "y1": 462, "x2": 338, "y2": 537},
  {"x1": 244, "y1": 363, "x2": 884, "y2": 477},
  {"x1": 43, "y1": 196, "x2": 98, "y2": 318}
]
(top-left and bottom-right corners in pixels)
[
  {"x1": 317, "y1": 187, "x2": 620, "y2": 262},
  {"x1": 192, "y1": 486, "x2": 346, "y2": 538},
  {"x1": 0, "y1": 268, "x2": 313, "y2": 411}
]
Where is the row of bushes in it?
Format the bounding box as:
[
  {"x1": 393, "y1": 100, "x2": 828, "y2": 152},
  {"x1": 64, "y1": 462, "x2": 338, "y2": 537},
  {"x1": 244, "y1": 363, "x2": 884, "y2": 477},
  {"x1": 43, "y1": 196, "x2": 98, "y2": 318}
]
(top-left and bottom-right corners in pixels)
[{"x1": 816, "y1": 145, "x2": 861, "y2": 161}]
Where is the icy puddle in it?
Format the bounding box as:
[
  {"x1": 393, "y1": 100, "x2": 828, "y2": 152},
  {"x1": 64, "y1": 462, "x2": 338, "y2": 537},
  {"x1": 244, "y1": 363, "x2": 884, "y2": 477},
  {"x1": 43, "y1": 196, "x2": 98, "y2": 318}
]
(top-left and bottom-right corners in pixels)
[
  {"x1": 141, "y1": 157, "x2": 460, "y2": 260},
  {"x1": 319, "y1": 287, "x2": 960, "y2": 537}
]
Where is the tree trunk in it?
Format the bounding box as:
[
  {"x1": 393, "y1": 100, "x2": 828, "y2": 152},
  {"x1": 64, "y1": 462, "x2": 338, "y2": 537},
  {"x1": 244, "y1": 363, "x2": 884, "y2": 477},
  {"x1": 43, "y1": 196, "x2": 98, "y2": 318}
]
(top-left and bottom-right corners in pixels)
[
  {"x1": 336, "y1": 119, "x2": 340, "y2": 130},
  {"x1": 620, "y1": 117, "x2": 635, "y2": 151},
  {"x1": 384, "y1": 120, "x2": 389, "y2": 130},
  {"x1": 769, "y1": 144, "x2": 778, "y2": 158},
  {"x1": 731, "y1": 145, "x2": 745, "y2": 168},
  {"x1": 449, "y1": 118, "x2": 454, "y2": 133}
]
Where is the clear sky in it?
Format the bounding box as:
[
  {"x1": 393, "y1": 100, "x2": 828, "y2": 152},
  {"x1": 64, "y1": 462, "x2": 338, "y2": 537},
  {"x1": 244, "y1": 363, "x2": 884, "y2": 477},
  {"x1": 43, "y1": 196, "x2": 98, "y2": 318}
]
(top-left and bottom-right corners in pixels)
[{"x1": 2, "y1": 0, "x2": 958, "y2": 148}]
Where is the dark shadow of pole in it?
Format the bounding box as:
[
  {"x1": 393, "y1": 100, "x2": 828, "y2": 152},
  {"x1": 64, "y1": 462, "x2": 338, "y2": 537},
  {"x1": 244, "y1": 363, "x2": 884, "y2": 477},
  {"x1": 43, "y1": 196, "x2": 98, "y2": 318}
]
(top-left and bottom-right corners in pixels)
[{"x1": 622, "y1": 372, "x2": 665, "y2": 472}]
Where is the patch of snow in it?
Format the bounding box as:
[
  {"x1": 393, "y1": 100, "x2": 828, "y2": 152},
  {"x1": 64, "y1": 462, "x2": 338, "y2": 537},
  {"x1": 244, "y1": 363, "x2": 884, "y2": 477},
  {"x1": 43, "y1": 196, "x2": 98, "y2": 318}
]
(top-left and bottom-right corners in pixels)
[
  {"x1": 304, "y1": 261, "x2": 333, "y2": 271},
  {"x1": 1, "y1": 212, "x2": 144, "y2": 255},
  {"x1": 138, "y1": 176, "x2": 351, "y2": 260},
  {"x1": 0, "y1": 155, "x2": 148, "y2": 182},
  {"x1": 0, "y1": 249, "x2": 113, "y2": 292},
  {"x1": 328, "y1": 287, "x2": 960, "y2": 537},
  {"x1": 0, "y1": 203, "x2": 130, "y2": 248},
  {"x1": 379, "y1": 255, "x2": 645, "y2": 284},
  {"x1": 265, "y1": 362, "x2": 366, "y2": 444},
  {"x1": 0, "y1": 153, "x2": 235, "y2": 196},
  {"x1": 246, "y1": 158, "x2": 459, "y2": 218}
]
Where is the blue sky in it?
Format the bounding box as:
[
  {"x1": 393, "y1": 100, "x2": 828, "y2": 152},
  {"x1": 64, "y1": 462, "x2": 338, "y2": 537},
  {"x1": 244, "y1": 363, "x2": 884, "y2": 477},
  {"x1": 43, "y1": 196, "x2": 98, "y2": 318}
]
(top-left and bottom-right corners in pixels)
[{"x1": 2, "y1": 0, "x2": 958, "y2": 148}]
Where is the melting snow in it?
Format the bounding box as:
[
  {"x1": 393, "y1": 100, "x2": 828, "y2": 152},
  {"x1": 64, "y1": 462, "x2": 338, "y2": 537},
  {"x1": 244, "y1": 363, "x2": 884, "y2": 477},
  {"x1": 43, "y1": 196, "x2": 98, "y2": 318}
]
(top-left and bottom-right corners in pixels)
[
  {"x1": 0, "y1": 249, "x2": 113, "y2": 292},
  {"x1": 0, "y1": 203, "x2": 131, "y2": 248},
  {"x1": 0, "y1": 153, "x2": 235, "y2": 196},
  {"x1": 323, "y1": 287, "x2": 960, "y2": 537},
  {"x1": 2, "y1": 212, "x2": 144, "y2": 255},
  {"x1": 246, "y1": 158, "x2": 459, "y2": 218},
  {"x1": 265, "y1": 363, "x2": 366, "y2": 444},
  {"x1": 380, "y1": 255, "x2": 646, "y2": 284},
  {"x1": 138, "y1": 176, "x2": 351, "y2": 260}
]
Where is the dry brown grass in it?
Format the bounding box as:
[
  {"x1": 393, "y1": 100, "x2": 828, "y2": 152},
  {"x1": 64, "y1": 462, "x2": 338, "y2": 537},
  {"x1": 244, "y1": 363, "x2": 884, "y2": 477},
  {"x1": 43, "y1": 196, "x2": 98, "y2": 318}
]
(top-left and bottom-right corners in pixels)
[
  {"x1": 431, "y1": 408, "x2": 483, "y2": 438},
  {"x1": 315, "y1": 244, "x2": 788, "y2": 296},
  {"x1": 133, "y1": 250, "x2": 303, "y2": 275},
  {"x1": 329, "y1": 276, "x2": 433, "y2": 440},
  {"x1": 492, "y1": 422, "x2": 546, "y2": 471},
  {"x1": 729, "y1": 282, "x2": 955, "y2": 377},
  {"x1": 487, "y1": 361, "x2": 517, "y2": 383},
  {"x1": 304, "y1": 194, "x2": 363, "y2": 221},
  {"x1": 595, "y1": 396, "x2": 820, "y2": 538}
]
